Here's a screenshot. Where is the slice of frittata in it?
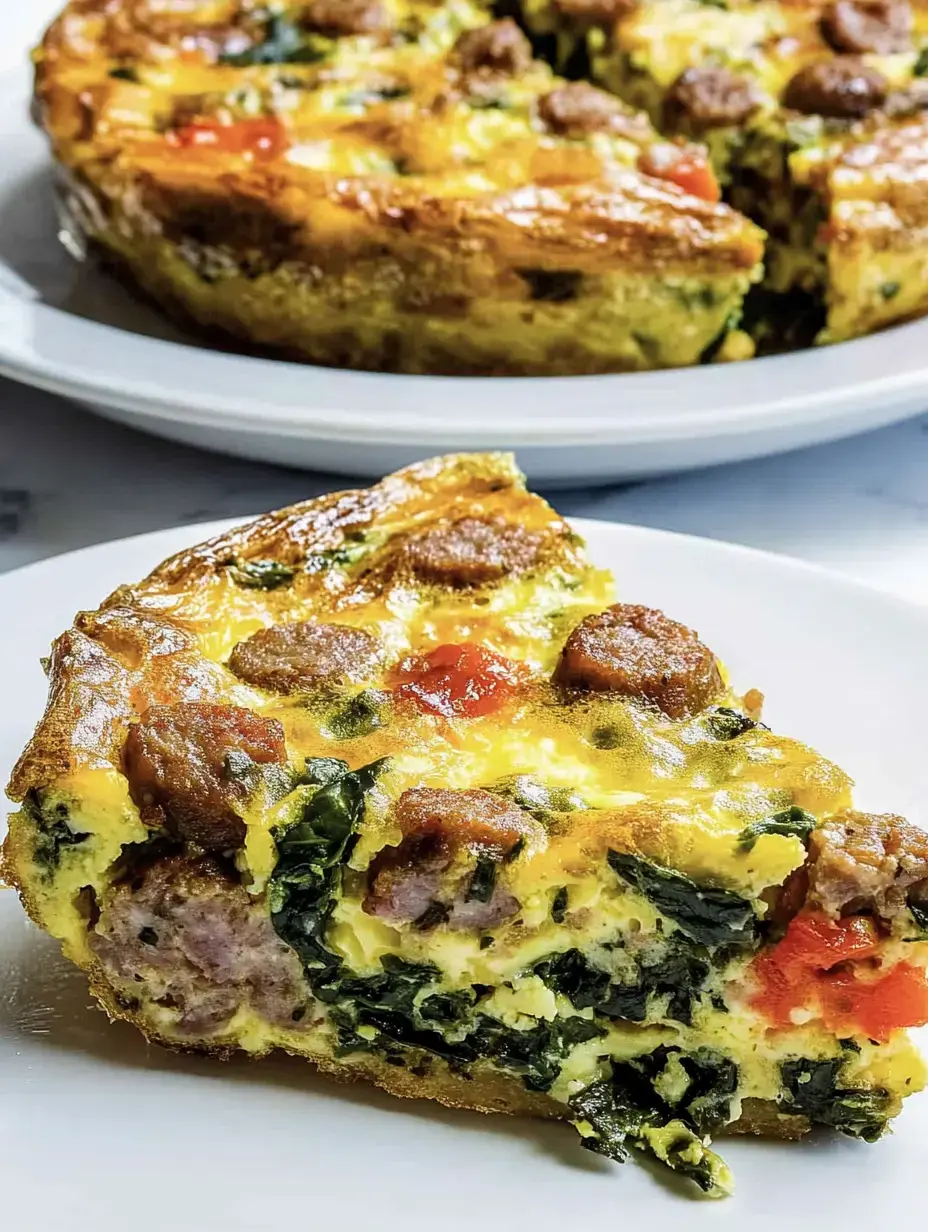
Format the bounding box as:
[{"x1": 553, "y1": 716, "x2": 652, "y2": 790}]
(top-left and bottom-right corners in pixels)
[{"x1": 4, "y1": 453, "x2": 928, "y2": 1197}]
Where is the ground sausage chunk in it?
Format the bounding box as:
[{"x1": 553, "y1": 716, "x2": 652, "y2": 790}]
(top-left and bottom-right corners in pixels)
[
  {"x1": 554, "y1": 603, "x2": 723, "y2": 718},
  {"x1": 92, "y1": 855, "x2": 310, "y2": 1036},
  {"x1": 664, "y1": 66, "x2": 763, "y2": 132},
  {"x1": 401, "y1": 517, "x2": 545, "y2": 586},
  {"x1": 229, "y1": 621, "x2": 382, "y2": 693},
  {"x1": 452, "y1": 19, "x2": 533, "y2": 77},
  {"x1": 303, "y1": 0, "x2": 390, "y2": 37},
  {"x1": 821, "y1": 0, "x2": 912, "y2": 54},
  {"x1": 123, "y1": 703, "x2": 287, "y2": 851},
  {"x1": 538, "y1": 81, "x2": 648, "y2": 138},
  {"x1": 553, "y1": 0, "x2": 639, "y2": 27},
  {"x1": 782, "y1": 57, "x2": 888, "y2": 118},
  {"x1": 806, "y1": 810, "x2": 928, "y2": 919},
  {"x1": 364, "y1": 787, "x2": 541, "y2": 929}
]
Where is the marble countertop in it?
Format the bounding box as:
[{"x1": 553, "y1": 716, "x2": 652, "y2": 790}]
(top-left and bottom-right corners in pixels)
[{"x1": 3, "y1": 375, "x2": 928, "y2": 605}]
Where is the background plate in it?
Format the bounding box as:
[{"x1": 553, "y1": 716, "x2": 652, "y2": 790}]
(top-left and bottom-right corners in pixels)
[
  {"x1": 1, "y1": 515, "x2": 927, "y2": 1231},
  {"x1": 3, "y1": 3, "x2": 928, "y2": 482}
]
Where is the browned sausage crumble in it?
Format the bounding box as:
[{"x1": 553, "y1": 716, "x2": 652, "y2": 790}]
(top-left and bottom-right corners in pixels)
[
  {"x1": 537, "y1": 81, "x2": 650, "y2": 138},
  {"x1": 806, "y1": 810, "x2": 928, "y2": 919},
  {"x1": 452, "y1": 19, "x2": 533, "y2": 78},
  {"x1": 400, "y1": 517, "x2": 546, "y2": 586},
  {"x1": 554, "y1": 603, "x2": 723, "y2": 718},
  {"x1": 228, "y1": 621, "x2": 383, "y2": 693},
  {"x1": 122, "y1": 702, "x2": 287, "y2": 851},
  {"x1": 92, "y1": 855, "x2": 310, "y2": 1035},
  {"x1": 552, "y1": 0, "x2": 640, "y2": 27},
  {"x1": 820, "y1": 0, "x2": 913, "y2": 55},
  {"x1": 364, "y1": 788, "x2": 541, "y2": 929},
  {"x1": 664, "y1": 66, "x2": 763, "y2": 132},
  {"x1": 782, "y1": 57, "x2": 888, "y2": 118},
  {"x1": 302, "y1": 0, "x2": 391, "y2": 37}
]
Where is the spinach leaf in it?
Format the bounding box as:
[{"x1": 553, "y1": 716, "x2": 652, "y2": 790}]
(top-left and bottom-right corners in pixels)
[
  {"x1": 223, "y1": 557, "x2": 296, "y2": 590},
  {"x1": 474, "y1": 1015, "x2": 603, "y2": 1092},
  {"x1": 780, "y1": 1058, "x2": 892, "y2": 1142},
  {"x1": 607, "y1": 851, "x2": 756, "y2": 947},
  {"x1": 737, "y1": 806, "x2": 816, "y2": 852},
  {"x1": 880, "y1": 281, "x2": 901, "y2": 301},
  {"x1": 109, "y1": 66, "x2": 139, "y2": 82},
  {"x1": 704, "y1": 707, "x2": 757, "y2": 740},
  {"x1": 269, "y1": 756, "x2": 389, "y2": 983},
  {"x1": 220, "y1": 15, "x2": 329, "y2": 66},
  {"x1": 535, "y1": 940, "x2": 710, "y2": 1026},
  {"x1": 569, "y1": 1066, "x2": 734, "y2": 1195},
  {"x1": 25, "y1": 791, "x2": 90, "y2": 873},
  {"x1": 325, "y1": 690, "x2": 390, "y2": 741},
  {"x1": 339, "y1": 85, "x2": 411, "y2": 108},
  {"x1": 673, "y1": 1049, "x2": 739, "y2": 1133},
  {"x1": 466, "y1": 856, "x2": 497, "y2": 904},
  {"x1": 516, "y1": 268, "x2": 584, "y2": 302},
  {"x1": 915, "y1": 46, "x2": 928, "y2": 76},
  {"x1": 551, "y1": 887, "x2": 569, "y2": 923},
  {"x1": 907, "y1": 895, "x2": 928, "y2": 934}
]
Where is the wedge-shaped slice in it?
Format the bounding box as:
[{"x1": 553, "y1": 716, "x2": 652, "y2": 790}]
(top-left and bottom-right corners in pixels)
[
  {"x1": 36, "y1": 0, "x2": 763, "y2": 373},
  {"x1": 5, "y1": 453, "x2": 928, "y2": 1198},
  {"x1": 528, "y1": 0, "x2": 928, "y2": 347}
]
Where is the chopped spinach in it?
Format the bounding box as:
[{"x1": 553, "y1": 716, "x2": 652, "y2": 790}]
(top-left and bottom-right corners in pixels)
[
  {"x1": 325, "y1": 690, "x2": 390, "y2": 741},
  {"x1": 222, "y1": 557, "x2": 296, "y2": 590},
  {"x1": 879, "y1": 281, "x2": 901, "y2": 301},
  {"x1": 475, "y1": 1015, "x2": 603, "y2": 1092},
  {"x1": 138, "y1": 926, "x2": 159, "y2": 947},
  {"x1": 109, "y1": 66, "x2": 139, "y2": 82},
  {"x1": 467, "y1": 857, "x2": 498, "y2": 904},
  {"x1": 551, "y1": 887, "x2": 569, "y2": 923},
  {"x1": 915, "y1": 46, "x2": 928, "y2": 77},
  {"x1": 569, "y1": 1063, "x2": 734, "y2": 1195},
  {"x1": 25, "y1": 791, "x2": 90, "y2": 873},
  {"x1": 516, "y1": 268, "x2": 584, "y2": 303},
  {"x1": 220, "y1": 15, "x2": 329, "y2": 66},
  {"x1": 703, "y1": 706, "x2": 757, "y2": 741},
  {"x1": 608, "y1": 851, "x2": 757, "y2": 947},
  {"x1": 590, "y1": 724, "x2": 622, "y2": 750},
  {"x1": 780, "y1": 1058, "x2": 892, "y2": 1142},
  {"x1": 300, "y1": 756, "x2": 351, "y2": 786},
  {"x1": 737, "y1": 806, "x2": 816, "y2": 852},
  {"x1": 535, "y1": 940, "x2": 710, "y2": 1026},
  {"x1": 304, "y1": 537, "x2": 376, "y2": 572}
]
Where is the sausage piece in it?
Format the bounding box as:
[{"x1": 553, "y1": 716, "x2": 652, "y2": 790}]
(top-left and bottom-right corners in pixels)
[
  {"x1": 806, "y1": 810, "x2": 928, "y2": 920},
  {"x1": 303, "y1": 0, "x2": 390, "y2": 37},
  {"x1": 782, "y1": 57, "x2": 888, "y2": 118},
  {"x1": 228, "y1": 621, "x2": 382, "y2": 693},
  {"x1": 538, "y1": 81, "x2": 649, "y2": 138},
  {"x1": 664, "y1": 66, "x2": 763, "y2": 132},
  {"x1": 554, "y1": 603, "x2": 723, "y2": 718},
  {"x1": 453, "y1": 19, "x2": 533, "y2": 77},
  {"x1": 552, "y1": 0, "x2": 639, "y2": 27},
  {"x1": 123, "y1": 703, "x2": 287, "y2": 851},
  {"x1": 401, "y1": 517, "x2": 545, "y2": 586},
  {"x1": 821, "y1": 0, "x2": 912, "y2": 55},
  {"x1": 363, "y1": 787, "x2": 539, "y2": 929},
  {"x1": 92, "y1": 855, "x2": 310, "y2": 1035}
]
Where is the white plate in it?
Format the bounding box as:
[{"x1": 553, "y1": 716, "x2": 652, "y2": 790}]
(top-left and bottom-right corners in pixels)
[
  {"x1": 1, "y1": 515, "x2": 927, "y2": 1231},
  {"x1": 4, "y1": 4, "x2": 928, "y2": 483}
]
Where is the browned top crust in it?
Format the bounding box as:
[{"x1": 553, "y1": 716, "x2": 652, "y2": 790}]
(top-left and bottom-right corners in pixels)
[{"x1": 6, "y1": 454, "x2": 584, "y2": 801}]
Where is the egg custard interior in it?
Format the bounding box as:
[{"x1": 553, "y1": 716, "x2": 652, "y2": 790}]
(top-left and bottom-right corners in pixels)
[{"x1": 5, "y1": 452, "x2": 928, "y2": 1198}]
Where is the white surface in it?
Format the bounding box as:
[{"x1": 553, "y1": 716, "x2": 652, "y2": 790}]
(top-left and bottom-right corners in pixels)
[
  {"x1": 2, "y1": 515, "x2": 928, "y2": 1232},
  {"x1": 4, "y1": 3, "x2": 928, "y2": 481}
]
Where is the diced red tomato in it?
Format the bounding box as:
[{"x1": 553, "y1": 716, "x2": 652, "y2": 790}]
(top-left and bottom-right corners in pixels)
[
  {"x1": 391, "y1": 642, "x2": 528, "y2": 719},
  {"x1": 637, "y1": 143, "x2": 721, "y2": 203},
  {"x1": 167, "y1": 117, "x2": 287, "y2": 161},
  {"x1": 751, "y1": 908, "x2": 928, "y2": 1041}
]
